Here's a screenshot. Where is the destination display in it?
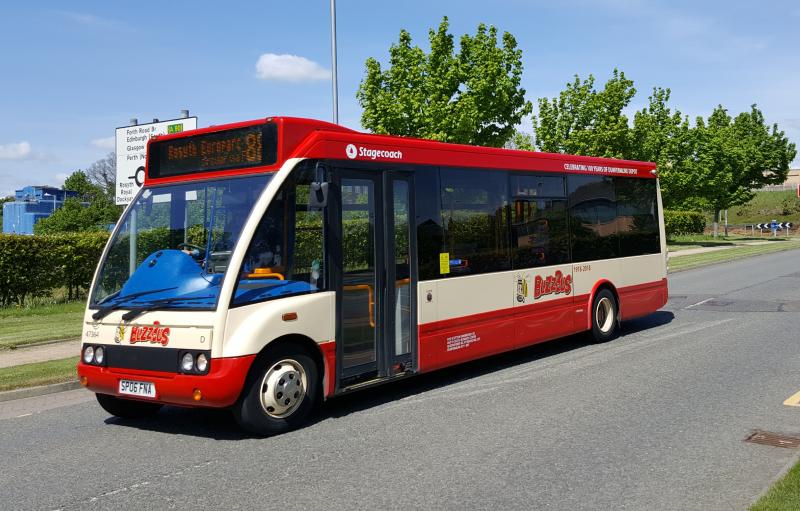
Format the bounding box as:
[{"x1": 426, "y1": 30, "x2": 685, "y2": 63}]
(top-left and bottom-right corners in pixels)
[{"x1": 149, "y1": 124, "x2": 277, "y2": 178}]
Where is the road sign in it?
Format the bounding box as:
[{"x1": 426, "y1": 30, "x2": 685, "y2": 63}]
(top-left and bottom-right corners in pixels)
[
  {"x1": 756, "y1": 222, "x2": 793, "y2": 229},
  {"x1": 115, "y1": 117, "x2": 198, "y2": 205}
]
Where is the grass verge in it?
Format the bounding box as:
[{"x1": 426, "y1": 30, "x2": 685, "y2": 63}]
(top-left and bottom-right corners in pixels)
[
  {"x1": 0, "y1": 356, "x2": 77, "y2": 392},
  {"x1": 751, "y1": 459, "x2": 800, "y2": 510},
  {"x1": 0, "y1": 301, "x2": 84, "y2": 350},
  {"x1": 669, "y1": 239, "x2": 800, "y2": 272},
  {"x1": 667, "y1": 234, "x2": 788, "y2": 252}
]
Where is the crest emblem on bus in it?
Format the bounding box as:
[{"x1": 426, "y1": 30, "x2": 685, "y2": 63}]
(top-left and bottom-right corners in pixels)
[
  {"x1": 346, "y1": 144, "x2": 357, "y2": 159},
  {"x1": 114, "y1": 324, "x2": 126, "y2": 344}
]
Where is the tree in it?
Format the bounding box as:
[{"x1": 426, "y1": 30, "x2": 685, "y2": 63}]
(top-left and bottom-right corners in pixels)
[
  {"x1": 86, "y1": 152, "x2": 116, "y2": 197},
  {"x1": 692, "y1": 105, "x2": 796, "y2": 236},
  {"x1": 629, "y1": 87, "x2": 697, "y2": 207},
  {"x1": 533, "y1": 69, "x2": 636, "y2": 158},
  {"x1": 34, "y1": 170, "x2": 121, "y2": 234},
  {"x1": 504, "y1": 130, "x2": 535, "y2": 151},
  {"x1": 357, "y1": 17, "x2": 532, "y2": 148},
  {"x1": 63, "y1": 170, "x2": 104, "y2": 200}
]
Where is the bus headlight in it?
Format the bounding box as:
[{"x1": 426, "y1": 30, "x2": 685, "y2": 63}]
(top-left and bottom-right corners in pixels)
[
  {"x1": 94, "y1": 346, "x2": 105, "y2": 365},
  {"x1": 196, "y1": 353, "x2": 208, "y2": 373},
  {"x1": 83, "y1": 346, "x2": 95, "y2": 364},
  {"x1": 181, "y1": 353, "x2": 195, "y2": 372}
]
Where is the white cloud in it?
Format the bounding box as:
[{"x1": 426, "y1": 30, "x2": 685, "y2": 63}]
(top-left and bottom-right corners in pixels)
[
  {"x1": 91, "y1": 136, "x2": 115, "y2": 150},
  {"x1": 255, "y1": 53, "x2": 330, "y2": 82},
  {"x1": 54, "y1": 10, "x2": 117, "y2": 29},
  {"x1": 0, "y1": 141, "x2": 32, "y2": 160}
]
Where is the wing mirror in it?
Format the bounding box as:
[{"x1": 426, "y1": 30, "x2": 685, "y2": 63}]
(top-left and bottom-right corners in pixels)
[{"x1": 309, "y1": 182, "x2": 329, "y2": 209}]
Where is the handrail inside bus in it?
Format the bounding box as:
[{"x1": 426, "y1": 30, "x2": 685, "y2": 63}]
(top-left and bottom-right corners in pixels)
[{"x1": 343, "y1": 278, "x2": 411, "y2": 328}]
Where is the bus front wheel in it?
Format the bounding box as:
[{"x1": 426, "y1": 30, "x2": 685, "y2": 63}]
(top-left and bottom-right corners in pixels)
[
  {"x1": 95, "y1": 393, "x2": 162, "y2": 419},
  {"x1": 234, "y1": 345, "x2": 319, "y2": 436},
  {"x1": 590, "y1": 288, "x2": 619, "y2": 343}
]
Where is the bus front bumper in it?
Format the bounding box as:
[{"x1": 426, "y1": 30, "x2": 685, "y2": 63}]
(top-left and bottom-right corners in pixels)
[{"x1": 77, "y1": 355, "x2": 256, "y2": 408}]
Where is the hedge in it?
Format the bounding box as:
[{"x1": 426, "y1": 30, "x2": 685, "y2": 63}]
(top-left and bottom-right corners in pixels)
[
  {"x1": 0, "y1": 232, "x2": 109, "y2": 306},
  {"x1": 664, "y1": 210, "x2": 706, "y2": 236}
]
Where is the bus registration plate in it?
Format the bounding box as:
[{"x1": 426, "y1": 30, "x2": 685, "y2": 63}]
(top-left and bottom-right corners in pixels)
[{"x1": 118, "y1": 380, "x2": 156, "y2": 398}]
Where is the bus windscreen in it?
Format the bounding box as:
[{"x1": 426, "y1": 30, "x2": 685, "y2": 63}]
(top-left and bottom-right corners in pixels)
[{"x1": 148, "y1": 123, "x2": 277, "y2": 178}]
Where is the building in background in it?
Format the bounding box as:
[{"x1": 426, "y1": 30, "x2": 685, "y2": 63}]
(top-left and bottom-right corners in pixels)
[{"x1": 2, "y1": 186, "x2": 79, "y2": 234}]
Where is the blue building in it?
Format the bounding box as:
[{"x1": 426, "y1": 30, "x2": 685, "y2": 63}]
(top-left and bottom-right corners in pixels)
[{"x1": 2, "y1": 186, "x2": 79, "y2": 234}]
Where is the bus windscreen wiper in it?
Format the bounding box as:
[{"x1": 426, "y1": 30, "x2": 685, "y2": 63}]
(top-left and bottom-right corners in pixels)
[
  {"x1": 91, "y1": 287, "x2": 178, "y2": 321},
  {"x1": 120, "y1": 296, "x2": 215, "y2": 322}
]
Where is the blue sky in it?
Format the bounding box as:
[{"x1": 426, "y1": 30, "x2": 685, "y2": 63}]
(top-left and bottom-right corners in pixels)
[{"x1": 1, "y1": 0, "x2": 798, "y2": 196}]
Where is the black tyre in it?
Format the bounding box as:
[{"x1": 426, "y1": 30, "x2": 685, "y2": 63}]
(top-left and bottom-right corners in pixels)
[
  {"x1": 96, "y1": 393, "x2": 162, "y2": 419},
  {"x1": 589, "y1": 288, "x2": 619, "y2": 343},
  {"x1": 233, "y1": 344, "x2": 320, "y2": 436}
]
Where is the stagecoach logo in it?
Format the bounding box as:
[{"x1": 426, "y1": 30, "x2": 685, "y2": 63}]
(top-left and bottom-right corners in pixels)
[
  {"x1": 114, "y1": 324, "x2": 126, "y2": 344},
  {"x1": 345, "y1": 143, "x2": 403, "y2": 161},
  {"x1": 533, "y1": 271, "x2": 572, "y2": 300},
  {"x1": 129, "y1": 321, "x2": 171, "y2": 346}
]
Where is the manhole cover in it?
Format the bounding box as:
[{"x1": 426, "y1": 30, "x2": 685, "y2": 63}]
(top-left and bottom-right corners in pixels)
[{"x1": 744, "y1": 430, "x2": 800, "y2": 449}]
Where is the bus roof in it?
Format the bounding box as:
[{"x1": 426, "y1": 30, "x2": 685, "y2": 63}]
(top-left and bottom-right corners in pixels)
[{"x1": 145, "y1": 116, "x2": 657, "y2": 185}]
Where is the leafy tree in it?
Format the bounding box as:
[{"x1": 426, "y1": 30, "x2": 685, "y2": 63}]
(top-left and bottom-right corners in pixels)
[
  {"x1": 504, "y1": 130, "x2": 535, "y2": 151},
  {"x1": 692, "y1": 105, "x2": 796, "y2": 236},
  {"x1": 533, "y1": 69, "x2": 635, "y2": 158},
  {"x1": 357, "y1": 17, "x2": 532, "y2": 147},
  {"x1": 629, "y1": 87, "x2": 696, "y2": 207},
  {"x1": 34, "y1": 170, "x2": 121, "y2": 234},
  {"x1": 63, "y1": 170, "x2": 104, "y2": 200}
]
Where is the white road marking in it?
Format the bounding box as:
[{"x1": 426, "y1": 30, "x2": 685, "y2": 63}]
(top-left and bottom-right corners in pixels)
[{"x1": 686, "y1": 297, "x2": 715, "y2": 309}]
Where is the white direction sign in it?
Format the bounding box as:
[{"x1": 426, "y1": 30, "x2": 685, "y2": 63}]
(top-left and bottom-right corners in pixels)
[{"x1": 115, "y1": 117, "x2": 198, "y2": 205}]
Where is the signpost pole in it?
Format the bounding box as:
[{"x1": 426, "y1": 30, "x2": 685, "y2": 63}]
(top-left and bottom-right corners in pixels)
[{"x1": 129, "y1": 208, "x2": 137, "y2": 277}]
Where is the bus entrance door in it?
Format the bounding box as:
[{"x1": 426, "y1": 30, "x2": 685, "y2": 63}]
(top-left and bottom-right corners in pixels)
[{"x1": 335, "y1": 170, "x2": 416, "y2": 388}]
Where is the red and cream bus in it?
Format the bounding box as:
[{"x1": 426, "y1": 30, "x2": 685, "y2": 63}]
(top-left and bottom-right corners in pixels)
[{"x1": 77, "y1": 117, "x2": 667, "y2": 435}]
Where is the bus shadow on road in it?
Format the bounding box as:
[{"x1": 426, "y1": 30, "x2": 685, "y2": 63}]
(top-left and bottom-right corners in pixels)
[{"x1": 103, "y1": 310, "x2": 674, "y2": 439}]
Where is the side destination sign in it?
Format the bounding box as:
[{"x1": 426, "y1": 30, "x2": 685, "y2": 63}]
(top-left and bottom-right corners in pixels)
[{"x1": 115, "y1": 117, "x2": 198, "y2": 205}]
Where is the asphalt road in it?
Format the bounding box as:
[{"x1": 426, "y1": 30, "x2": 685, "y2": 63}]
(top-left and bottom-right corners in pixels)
[{"x1": 3, "y1": 249, "x2": 800, "y2": 510}]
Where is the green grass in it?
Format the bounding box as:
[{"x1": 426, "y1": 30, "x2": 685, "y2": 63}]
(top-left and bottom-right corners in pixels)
[
  {"x1": 727, "y1": 190, "x2": 800, "y2": 225},
  {"x1": 751, "y1": 459, "x2": 800, "y2": 510},
  {"x1": 666, "y1": 234, "x2": 785, "y2": 252},
  {"x1": 669, "y1": 239, "x2": 800, "y2": 272},
  {"x1": 0, "y1": 356, "x2": 78, "y2": 392},
  {"x1": 0, "y1": 301, "x2": 85, "y2": 349}
]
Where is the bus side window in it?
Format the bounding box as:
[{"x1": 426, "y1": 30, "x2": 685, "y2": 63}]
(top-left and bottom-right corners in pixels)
[
  {"x1": 439, "y1": 168, "x2": 511, "y2": 276},
  {"x1": 510, "y1": 174, "x2": 568, "y2": 269},
  {"x1": 232, "y1": 166, "x2": 325, "y2": 305}
]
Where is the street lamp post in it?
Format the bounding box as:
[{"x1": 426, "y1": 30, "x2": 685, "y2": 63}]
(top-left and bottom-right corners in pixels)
[{"x1": 330, "y1": 0, "x2": 339, "y2": 124}]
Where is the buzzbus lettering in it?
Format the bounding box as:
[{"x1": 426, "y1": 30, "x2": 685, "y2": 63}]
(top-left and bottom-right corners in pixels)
[
  {"x1": 533, "y1": 271, "x2": 572, "y2": 299},
  {"x1": 129, "y1": 321, "x2": 171, "y2": 346}
]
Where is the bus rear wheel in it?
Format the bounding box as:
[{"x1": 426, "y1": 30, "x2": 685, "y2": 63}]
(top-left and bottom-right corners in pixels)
[
  {"x1": 590, "y1": 288, "x2": 619, "y2": 343},
  {"x1": 233, "y1": 345, "x2": 319, "y2": 436},
  {"x1": 95, "y1": 393, "x2": 162, "y2": 419}
]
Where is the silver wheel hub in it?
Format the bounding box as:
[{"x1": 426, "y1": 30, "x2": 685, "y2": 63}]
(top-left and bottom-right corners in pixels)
[
  {"x1": 259, "y1": 359, "x2": 307, "y2": 418},
  {"x1": 596, "y1": 297, "x2": 615, "y2": 334}
]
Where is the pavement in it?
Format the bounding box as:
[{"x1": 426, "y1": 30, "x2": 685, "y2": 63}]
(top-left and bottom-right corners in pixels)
[
  {"x1": 0, "y1": 339, "x2": 79, "y2": 369},
  {"x1": 2, "y1": 248, "x2": 800, "y2": 510},
  {"x1": 668, "y1": 240, "x2": 776, "y2": 257}
]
